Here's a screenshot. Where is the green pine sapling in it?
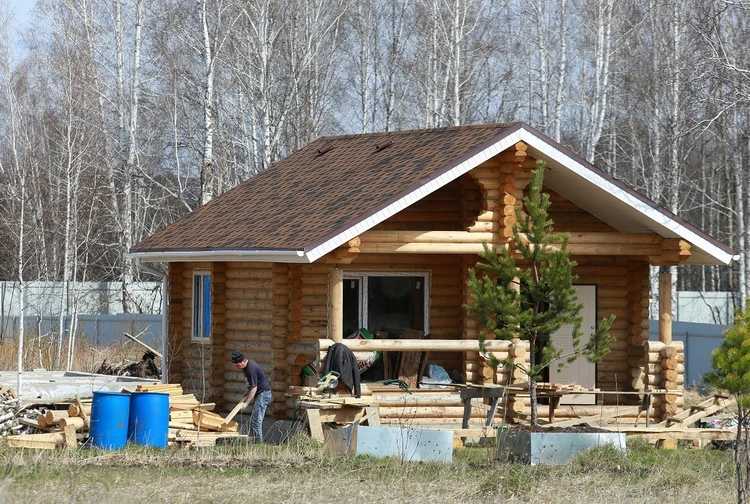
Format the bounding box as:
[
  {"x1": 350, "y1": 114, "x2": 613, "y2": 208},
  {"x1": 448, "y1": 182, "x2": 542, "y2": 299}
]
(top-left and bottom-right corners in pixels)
[
  {"x1": 704, "y1": 302, "x2": 750, "y2": 504},
  {"x1": 465, "y1": 160, "x2": 615, "y2": 425}
]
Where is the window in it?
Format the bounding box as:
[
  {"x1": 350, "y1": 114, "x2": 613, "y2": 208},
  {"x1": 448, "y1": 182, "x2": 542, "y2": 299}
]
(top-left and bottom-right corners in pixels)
[
  {"x1": 343, "y1": 272, "x2": 429, "y2": 337},
  {"x1": 192, "y1": 271, "x2": 211, "y2": 340}
]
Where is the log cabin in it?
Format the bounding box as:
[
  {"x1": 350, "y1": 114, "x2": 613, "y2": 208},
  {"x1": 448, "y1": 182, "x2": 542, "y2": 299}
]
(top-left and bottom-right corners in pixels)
[{"x1": 128, "y1": 122, "x2": 734, "y2": 427}]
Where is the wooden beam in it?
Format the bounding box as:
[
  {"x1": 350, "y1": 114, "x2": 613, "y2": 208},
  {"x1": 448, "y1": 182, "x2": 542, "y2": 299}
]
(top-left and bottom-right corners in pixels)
[
  {"x1": 659, "y1": 273, "x2": 672, "y2": 344},
  {"x1": 5, "y1": 433, "x2": 65, "y2": 450},
  {"x1": 357, "y1": 242, "x2": 503, "y2": 254},
  {"x1": 318, "y1": 338, "x2": 515, "y2": 353},
  {"x1": 360, "y1": 230, "x2": 497, "y2": 244},
  {"x1": 124, "y1": 332, "x2": 163, "y2": 359},
  {"x1": 357, "y1": 230, "x2": 674, "y2": 256},
  {"x1": 328, "y1": 267, "x2": 343, "y2": 343}
]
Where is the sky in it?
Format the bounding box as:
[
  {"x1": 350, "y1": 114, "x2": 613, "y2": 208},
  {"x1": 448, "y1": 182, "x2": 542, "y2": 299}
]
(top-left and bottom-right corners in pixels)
[
  {"x1": 6, "y1": 0, "x2": 33, "y2": 28},
  {"x1": 4, "y1": 0, "x2": 35, "y2": 57}
]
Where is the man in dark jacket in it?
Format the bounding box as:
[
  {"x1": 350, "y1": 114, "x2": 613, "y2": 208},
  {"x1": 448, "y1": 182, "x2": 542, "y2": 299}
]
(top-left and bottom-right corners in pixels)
[{"x1": 232, "y1": 350, "x2": 272, "y2": 441}]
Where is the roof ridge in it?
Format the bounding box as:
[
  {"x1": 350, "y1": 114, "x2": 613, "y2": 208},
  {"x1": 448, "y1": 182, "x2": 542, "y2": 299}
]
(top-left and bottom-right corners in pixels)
[{"x1": 315, "y1": 122, "x2": 517, "y2": 143}]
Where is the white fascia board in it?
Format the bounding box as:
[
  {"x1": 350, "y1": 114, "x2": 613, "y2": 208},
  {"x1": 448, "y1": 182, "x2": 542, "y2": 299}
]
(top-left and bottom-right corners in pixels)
[
  {"x1": 304, "y1": 133, "x2": 521, "y2": 263},
  {"x1": 125, "y1": 249, "x2": 311, "y2": 264},
  {"x1": 519, "y1": 130, "x2": 734, "y2": 266}
]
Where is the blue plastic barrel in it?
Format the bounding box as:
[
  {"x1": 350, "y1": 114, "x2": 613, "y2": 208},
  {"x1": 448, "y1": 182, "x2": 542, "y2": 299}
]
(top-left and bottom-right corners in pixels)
[
  {"x1": 89, "y1": 391, "x2": 131, "y2": 450},
  {"x1": 128, "y1": 392, "x2": 170, "y2": 449}
]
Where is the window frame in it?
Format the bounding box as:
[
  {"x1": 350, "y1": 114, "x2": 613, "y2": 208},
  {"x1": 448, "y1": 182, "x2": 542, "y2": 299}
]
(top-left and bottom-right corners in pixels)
[
  {"x1": 192, "y1": 270, "x2": 212, "y2": 342},
  {"x1": 343, "y1": 271, "x2": 430, "y2": 335}
]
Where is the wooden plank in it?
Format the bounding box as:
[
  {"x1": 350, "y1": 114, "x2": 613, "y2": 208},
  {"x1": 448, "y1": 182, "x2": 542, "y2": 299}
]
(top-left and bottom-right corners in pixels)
[
  {"x1": 613, "y1": 428, "x2": 736, "y2": 442},
  {"x1": 317, "y1": 407, "x2": 365, "y2": 424},
  {"x1": 18, "y1": 417, "x2": 53, "y2": 432},
  {"x1": 220, "y1": 400, "x2": 247, "y2": 430},
  {"x1": 64, "y1": 424, "x2": 78, "y2": 449},
  {"x1": 124, "y1": 332, "x2": 163, "y2": 359},
  {"x1": 5, "y1": 433, "x2": 65, "y2": 450},
  {"x1": 663, "y1": 395, "x2": 735, "y2": 427},
  {"x1": 551, "y1": 406, "x2": 641, "y2": 427},
  {"x1": 306, "y1": 409, "x2": 325, "y2": 443},
  {"x1": 364, "y1": 407, "x2": 380, "y2": 426},
  {"x1": 75, "y1": 395, "x2": 91, "y2": 431}
]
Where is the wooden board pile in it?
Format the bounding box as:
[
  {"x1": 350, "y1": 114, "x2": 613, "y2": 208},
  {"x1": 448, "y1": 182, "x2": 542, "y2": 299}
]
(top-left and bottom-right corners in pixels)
[
  {"x1": 1, "y1": 383, "x2": 244, "y2": 450},
  {"x1": 514, "y1": 382, "x2": 600, "y2": 393}
]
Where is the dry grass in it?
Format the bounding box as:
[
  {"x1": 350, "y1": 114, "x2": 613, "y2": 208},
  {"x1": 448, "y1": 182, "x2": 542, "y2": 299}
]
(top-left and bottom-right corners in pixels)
[
  {"x1": 0, "y1": 436, "x2": 736, "y2": 504},
  {"x1": 0, "y1": 334, "x2": 144, "y2": 373}
]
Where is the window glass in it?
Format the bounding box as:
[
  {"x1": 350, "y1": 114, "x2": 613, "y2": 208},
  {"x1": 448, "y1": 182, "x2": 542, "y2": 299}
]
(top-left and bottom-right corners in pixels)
[
  {"x1": 343, "y1": 273, "x2": 428, "y2": 336},
  {"x1": 343, "y1": 277, "x2": 361, "y2": 337},
  {"x1": 193, "y1": 272, "x2": 211, "y2": 340}
]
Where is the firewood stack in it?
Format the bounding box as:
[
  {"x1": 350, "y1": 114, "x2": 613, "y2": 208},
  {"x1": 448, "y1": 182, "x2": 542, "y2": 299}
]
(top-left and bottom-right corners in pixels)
[
  {"x1": 1, "y1": 383, "x2": 243, "y2": 450},
  {"x1": 0, "y1": 386, "x2": 22, "y2": 437}
]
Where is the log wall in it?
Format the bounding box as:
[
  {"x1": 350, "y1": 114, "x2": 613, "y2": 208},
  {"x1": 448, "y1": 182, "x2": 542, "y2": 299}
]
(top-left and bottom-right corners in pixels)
[
  {"x1": 167, "y1": 262, "x2": 214, "y2": 403},
  {"x1": 221, "y1": 262, "x2": 277, "y2": 411},
  {"x1": 643, "y1": 340, "x2": 685, "y2": 421}
]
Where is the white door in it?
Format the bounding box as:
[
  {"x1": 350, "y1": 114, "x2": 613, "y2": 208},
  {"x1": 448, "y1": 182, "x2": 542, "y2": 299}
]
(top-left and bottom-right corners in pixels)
[{"x1": 548, "y1": 285, "x2": 597, "y2": 405}]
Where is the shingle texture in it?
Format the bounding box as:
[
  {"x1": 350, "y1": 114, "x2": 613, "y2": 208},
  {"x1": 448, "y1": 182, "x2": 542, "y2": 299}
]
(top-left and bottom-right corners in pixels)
[{"x1": 130, "y1": 123, "x2": 515, "y2": 254}]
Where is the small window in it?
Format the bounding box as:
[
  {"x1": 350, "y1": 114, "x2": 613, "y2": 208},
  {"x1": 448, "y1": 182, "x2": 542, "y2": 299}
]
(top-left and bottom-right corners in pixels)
[{"x1": 192, "y1": 271, "x2": 211, "y2": 340}]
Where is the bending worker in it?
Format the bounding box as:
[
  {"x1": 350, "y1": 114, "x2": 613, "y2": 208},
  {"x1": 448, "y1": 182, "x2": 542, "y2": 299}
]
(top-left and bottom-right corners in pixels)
[{"x1": 232, "y1": 350, "x2": 272, "y2": 441}]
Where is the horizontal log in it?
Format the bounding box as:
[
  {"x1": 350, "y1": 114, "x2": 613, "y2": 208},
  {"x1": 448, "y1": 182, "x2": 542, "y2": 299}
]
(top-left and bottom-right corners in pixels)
[
  {"x1": 360, "y1": 230, "x2": 497, "y2": 244},
  {"x1": 317, "y1": 338, "x2": 513, "y2": 353},
  {"x1": 358, "y1": 242, "x2": 504, "y2": 254}
]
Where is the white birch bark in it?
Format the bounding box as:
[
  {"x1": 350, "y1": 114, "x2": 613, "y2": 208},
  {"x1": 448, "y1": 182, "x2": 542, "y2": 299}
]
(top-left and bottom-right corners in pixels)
[
  {"x1": 121, "y1": 0, "x2": 142, "y2": 312},
  {"x1": 553, "y1": 0, "x2": 567, "y2": 142},
  {"x1": 584, "y1": 0, "x2": 613, "y2": 162},
  {"x1": 199, "y1": 0, "x2": 215, "y2": 205}
]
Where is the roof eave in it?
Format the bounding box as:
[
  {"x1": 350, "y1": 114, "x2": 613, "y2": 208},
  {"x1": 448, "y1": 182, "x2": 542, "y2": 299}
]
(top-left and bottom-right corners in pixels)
[
  {"x1": 125, "y1": 249, "x2": 311, "y2": 264},
  {"x1": 518, "y1": 132, "x2": 735, "y2": 266}
]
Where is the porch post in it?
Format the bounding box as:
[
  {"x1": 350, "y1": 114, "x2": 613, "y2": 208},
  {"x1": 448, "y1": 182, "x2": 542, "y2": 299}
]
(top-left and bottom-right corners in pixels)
[
  {"x1": 329, "y1": 267, "x2": 343, "y2": 342},
  {"x1": 658, "y1": 272, "x2": 672, "y2": 344}
]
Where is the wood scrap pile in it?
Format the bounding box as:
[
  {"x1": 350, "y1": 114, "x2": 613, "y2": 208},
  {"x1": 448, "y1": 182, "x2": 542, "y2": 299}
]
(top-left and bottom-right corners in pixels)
[
  {"x1": 95, "y1": 351, "x2": 161, "y2": 379},
  {"x1": 5, "y1": 397, "x2": 89, "y2": 449},
  {"x1": 550, "y1": 393, "x2": 739, "y2": 446},
  {"x1": 1, "y1": 383, "x2": 244, "y2": 450},
  {"x1": 0, "y1": 385, "x2": 22, "y2": 437}
]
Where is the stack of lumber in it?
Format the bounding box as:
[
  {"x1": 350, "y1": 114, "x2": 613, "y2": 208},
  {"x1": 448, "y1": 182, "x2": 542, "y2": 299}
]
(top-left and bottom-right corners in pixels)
[{"x1": 135, "y1": 383, "x2": 244, "y2": 447}]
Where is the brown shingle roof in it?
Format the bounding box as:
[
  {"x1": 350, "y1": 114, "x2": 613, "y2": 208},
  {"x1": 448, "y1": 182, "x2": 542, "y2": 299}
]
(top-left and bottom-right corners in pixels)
[{"x1": 130, "y1": 123, "x2": 516, "y2": 255}]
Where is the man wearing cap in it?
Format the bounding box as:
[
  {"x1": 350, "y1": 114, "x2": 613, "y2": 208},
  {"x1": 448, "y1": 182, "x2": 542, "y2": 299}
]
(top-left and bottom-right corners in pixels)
[{"x1": 232, "y1": 350, "x2": 272, "y2": 441}]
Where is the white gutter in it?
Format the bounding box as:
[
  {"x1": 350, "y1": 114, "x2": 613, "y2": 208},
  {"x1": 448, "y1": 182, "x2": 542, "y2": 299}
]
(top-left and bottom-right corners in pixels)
[
  {"x1": 134, "y1": 258, "x2": 168, "y2": 384},
  {"x1": 127, "y1": 249, "x2": 308, "y2": 263}
]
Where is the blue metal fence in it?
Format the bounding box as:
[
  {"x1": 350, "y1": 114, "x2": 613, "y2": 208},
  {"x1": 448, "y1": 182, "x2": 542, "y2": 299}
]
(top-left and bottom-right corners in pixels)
[
  {"x1": 648, "y1": 320, "x2": 728, "y2": 387},
  {"x1": 1, "y1": 314, "x2": 162, "y2": 347}
]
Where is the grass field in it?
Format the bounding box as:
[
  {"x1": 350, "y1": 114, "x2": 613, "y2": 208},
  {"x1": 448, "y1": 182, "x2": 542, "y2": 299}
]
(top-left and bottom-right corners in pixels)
[{"x1": 0, "y1": 435, "x2": 736, "y2": 504}]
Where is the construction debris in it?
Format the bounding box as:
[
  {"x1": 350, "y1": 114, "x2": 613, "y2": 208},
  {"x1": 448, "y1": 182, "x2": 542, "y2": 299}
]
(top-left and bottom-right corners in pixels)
[
  {"x1": 0, "y1": 382, "x2": 244, "y2": 450},
  {"x1": 95, "y1": 351, "x2": 161, "y2": 379}
]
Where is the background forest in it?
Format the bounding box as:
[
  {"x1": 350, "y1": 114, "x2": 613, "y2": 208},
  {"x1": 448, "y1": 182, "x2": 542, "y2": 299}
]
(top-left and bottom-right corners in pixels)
[{"x1": 0, "y1": 0, "x2": 748, "y2": 313}]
